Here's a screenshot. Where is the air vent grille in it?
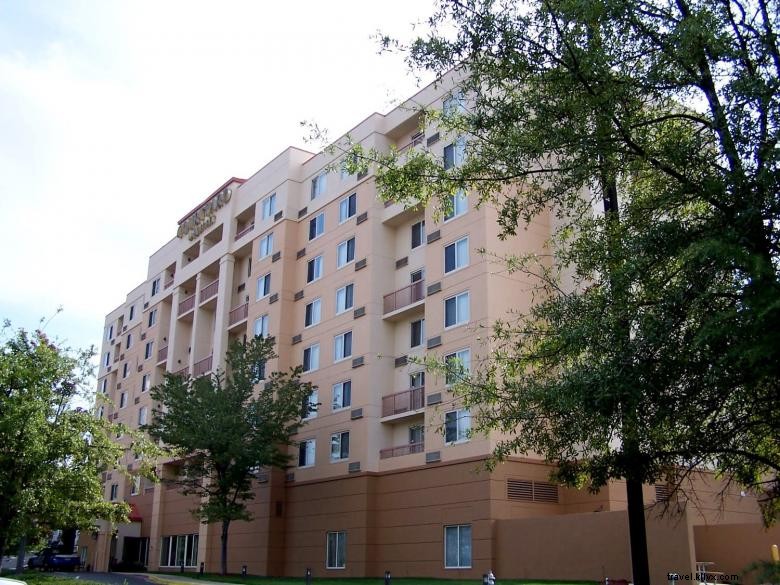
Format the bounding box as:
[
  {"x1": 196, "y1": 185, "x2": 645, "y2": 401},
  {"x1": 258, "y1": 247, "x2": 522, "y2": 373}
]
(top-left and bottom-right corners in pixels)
[{"x1": 507, "y1": 479, "x2": 559, "y2": 503}]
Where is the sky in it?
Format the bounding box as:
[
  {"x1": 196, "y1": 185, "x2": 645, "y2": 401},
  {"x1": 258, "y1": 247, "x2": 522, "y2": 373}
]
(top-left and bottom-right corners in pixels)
[{"x1": 0, "y1": 0, "x2": 435, "y2": 368}]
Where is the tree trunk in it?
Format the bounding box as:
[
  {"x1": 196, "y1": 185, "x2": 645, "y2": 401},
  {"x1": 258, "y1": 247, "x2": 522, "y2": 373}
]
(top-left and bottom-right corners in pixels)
[
  {"x1": 220, "y1": 520, "x2": 230, "y2": 576},
  {"x1": 626, "y1": 475, "x2": 650, "y2": 585},
  {"x1": 15, "y1": 536, "x2": 26, "y2": 574}
]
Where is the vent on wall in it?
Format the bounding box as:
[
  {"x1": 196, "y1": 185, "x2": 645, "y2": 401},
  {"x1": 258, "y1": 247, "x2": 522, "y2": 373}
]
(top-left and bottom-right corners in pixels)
[
  {"x1": 506, "y1": 479, "x2": 559, "y2": 503},
  {"x1": 655, "y1": 484, "x2": 671, "y2": 502}
]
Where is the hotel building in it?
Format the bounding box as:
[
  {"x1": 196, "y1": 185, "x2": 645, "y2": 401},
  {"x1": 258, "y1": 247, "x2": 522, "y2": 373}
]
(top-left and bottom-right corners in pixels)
[{"x1": 83, "y1": 77, "x2": 773, "y2": 582}]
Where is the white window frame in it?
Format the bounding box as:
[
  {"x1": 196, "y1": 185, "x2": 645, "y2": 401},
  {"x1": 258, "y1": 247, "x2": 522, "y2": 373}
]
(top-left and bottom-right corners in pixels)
[
  {"x1": 443, "y1": 90, "x2": 466, "y2": 116},
  {"x1": 256, "y1": 273, "x2": 271, "y2": 300},
  {"x1": 307, "y1": 255, "x2": 323, "y2": 284},
  {"x1": 333, "y1": 331, "x2": 353, "y2": 362},
  {"x1": 444, "y1": 524, "x2": 472, "y2": 568},
  {"x1": 336, "y1": 237, "x2": 356, "y2": 268},
  {"x1": 138, "y1": 406, "x2": 148, "y2": 426},
  {"x1": 104, "y1": 352, "x2": 111, "y2": 367},
  {"x1": 100, "y1": 379, "x2": 108, "y2": 394},
  {"x1": 331, "y1": 380, "x2": 351, "y2": 411},
  {"x1": 339, "y1": 193, "x2": 357, "y2": 223},
  {"x1": 109, "y1": 483, "x2": 118, "y2": 501},
  {"x1": 309, "y1": 213, "x2": 325, "y2": 241},
  {"x1": 126, "y1": 334, "x2": 132, "y2": 349},
  {"x1": 259, "y1": 233, "x2": 274, "y2": 258},
  {"x1": 330, "y1": 431, "x2": 350, "y2": 461},
  {"x1": 445, "y1": 348, "x2": 471, "y2": 386},
  {"x1": 120, "y1": 392, "x2": 127, "y2": 408},
  {"x1": 311, "y1": 172, "x2": 327, "y2": 200},
  {"x1": 411, "y1": 220, "x2": 426, "y2": 249},
  {"x1": 304, "y1": 389, "x2": 318, "y2": 420},
  {"x1": 305, "y1": 298, "x2": 322, "y2": 328},
  {"x1": 444, "y1": 236, "x2": 469, "y2": 274},
  {"x1": 145, "y1": 341, "x2": 154, "y2": 360},
  {"x1": 142, "y1": 374, "x2": 151, "y2": 392},
  {"x1": 298, "y1": 439, "x2": 316, "y2": 468},
  {"x1": 326, "y1": 531, "x2": 346, "y2": 569},
  {"x1": 302, "y1": 343, "x2": 320, "y2": 373},
  {"x1": 130, "y1": 475, "x2": 141, "y2": 496},
  {"x1": 261, "y1": 193, "x2": 277, "y2": 220},
  {"x1": 148, "y1": 308, "x2": 158, "y2": 327},
  {"x1": 106, "y1": 325, "x2": 114, "y2": 341},
  {"x1": 444, "y1": 409, "x2": 471, "y2": 445},
  {"x1": 335, "y1": 283, "x2": 354, "y2": 314},
  {"x1": 151, "y1": 278, "x2": 160, "y2": 296},
  {"x1": 410, "y1": 318, "x2": 425, "y2": 348},
  {"x1": 444, "y1": 189, "x2": 468, "y2": 221},
  {"x1": 254, "y1": 314, "x2": 269, "y2": 338},
  {"x1": 444, "y1": 291, "x2": 470, "y2": 328},
  {"x1": 122, "y1": 363, "x2": 129, "y2": 379}
]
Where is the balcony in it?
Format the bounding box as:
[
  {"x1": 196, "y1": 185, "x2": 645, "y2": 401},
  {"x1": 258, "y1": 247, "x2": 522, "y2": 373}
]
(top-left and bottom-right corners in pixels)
[
  {"x1": 178, "y1": 294, "x2": 196, "y2": 317},
  {"x1": 380, "y1": 441, "x2": 424, "y2": 460},
  {"x1": 383, "y1": 280, "x2": 425, "y2": 320},
  {"x1": 157, "y1": 345, "x2": 168, "y2": 364},
  {"x1": 199, "y1": 279, "x2": 219, "y2": 304},
  {"x1": 382, "y1": 386, "x2": 425, "y2": 419},
  {"x1": 229, "y1": 302, "x2": 248, "y2": 328},
  {"x1": 193, "y1": 354, "x2": 213, "y2": 377},
  {"x1": 235, "y1": 223, "x2": 255, "y2": 241},
  {"x1": 164, "y1": 276, "x2": 174, "y2": 289},
  {"x1": 174, "y1": 366, "x2": 189, "y2": 377}
]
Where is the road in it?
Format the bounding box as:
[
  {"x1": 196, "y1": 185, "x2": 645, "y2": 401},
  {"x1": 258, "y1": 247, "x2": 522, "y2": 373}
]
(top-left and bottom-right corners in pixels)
[{"x1": 52, "y1": 573, "x2": 156, "y2": 585}]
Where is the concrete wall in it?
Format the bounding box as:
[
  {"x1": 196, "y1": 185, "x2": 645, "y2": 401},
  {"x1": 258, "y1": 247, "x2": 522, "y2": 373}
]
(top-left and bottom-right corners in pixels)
[{"x1": 694, "y1": 523, "x2": 780, "y2": 584}]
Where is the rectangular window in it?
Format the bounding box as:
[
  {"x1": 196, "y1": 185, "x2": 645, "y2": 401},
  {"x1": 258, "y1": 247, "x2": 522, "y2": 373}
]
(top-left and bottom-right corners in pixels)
[
  {"x1": 326, "y1": 531, "x2": 346, "y2": 569},
  {"x1": 331, "y1": 380, "x2": 351, "y2": 410},
  {"x1": 307, "y1": 255, "x2": 323, "y2": 283},
  {"x1": 444, "y1": 524, "x2": 472, "y2": 568},
  {"x1": 257, "y1": 273, "x2": 271, "y2": 299},
  {"x1": 309, "y1": 213, "x2": 325, "y2": 240},
  {"x1": 259, "y1": 233, "x2": 274, "y2": 258},
  {"x1": 411, "y1": 268, "x2": 424, "y2": 283},
  {"x1": 445, "y1": 409, "x2": 471, "y2": 444},
  {"x1": 138, "y1": 406, "x2": 148, "y2": 426},
  {"x1": 444, "y1": 292, "x2": 470, "y2": 328},
  {"x1": 106, "y1": 325, "x2": 114, "y2": 341},
  {"x1": 410, "y1": 371, "x2": 425, "y2": 389},
  {"x1": 305, "y1": 298, "x2": 322, "y2": 327},
  {"x1": 303, "y1": 343, "x2": 320, "y2": 373},
  {"x1": 104, "y1": 352, "x2": 111, "y2": 367},
  {"x1": 444, "y1": 189, "x2": 468, "y2": 221},
  {"x1": 148, "y1": 308, "x2": 158, "y2": 327},
  {"x1": 129, "y1": 305, "x2": 135, "y2": 321},
  {"x1": 337, "y1": 237, "x2": 356, "y2": 268},
  {"x1": 262, "y1": 193, "x2": 277, "y2": 219},
  {"x1": 333, "y1": 331, "x2": 352, "y2": 362},
  {"x1": 339, "y1": 193, "x2": 357, "y2": 222},
  {"x1": 142, "y1": 374, "x2": 151, "y2": 392},
  {"x1": 122, "y1": 363, "x2": 129, "y2": 378},
  {"x1": 444, "y1": 237, "x2": 469, "y2": 273},
  {"x1": 130, "y1": 476, "x2": 141, "y2": 496},
  {"x1": 311, "y1": 172, "x2": 327, "y2": 200},
  {"x1": 330, "y1": 431, "x2": 350, "y2": 461},
  {"x1": 336, "y1": 284, "x2": 354, "y2": 314},
  {"x1": 298, "y1": 439, "x2": 316, "y2": 467},
  {"x1": 411, "y1": 220, "x2": 426, "y2": 249},
  {"x1": 145, "y1": 341, "x2": 153, "y2": 360},
  {"x1": 151, "y1": 278, "x2": 160, "y2": 296},
  {"x1": 445, "y1": 348, "x2": 471, "y2": 385},
  {"x1": 160, "y1": 534, "x2": 198, "y2": 567},
  {"x1": 100, "y1": 379, "x2": 108, "y2": 394},
  {"x1": 443, "y1": 137, "x2": 466, "y2": 170},
  {"x1": 120, "y1": 392, "x2": 127, "y2": 408},
  {"x1": 254, "y1": 314, "x2": 269, "y2": 338},
  {"x1": 410, "y1": 318, "x2": 425, "y2": 348},
  {"x1": 303, "y1": 389, "x2": 318, "y2": 420},
  {"x1": 110, "y1": 484, "x2": 118, "y2": 501},
  {"x1": 126, "y1": 334, "x2": 132, "y2": 349},
  {"x1": 443, "y1": 91, "x2": 466, "y2": 116}
]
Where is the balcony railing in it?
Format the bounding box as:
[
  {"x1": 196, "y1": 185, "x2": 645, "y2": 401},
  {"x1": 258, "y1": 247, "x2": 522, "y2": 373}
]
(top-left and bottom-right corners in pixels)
[
  {"x1": 383, "y1": 280, "x2": 425, "y2": 314},
  {"x1": 382, "y1": 386, "x2": 425, "y2": 417},
  {"x1": 157, "y1": 345, "x2": 168, "y2": 364},
  {"x1": 235, "y1": 223, "x2": 255, "y2": 240},
  {"x1": 174, "y1": 366, "x2": 189, "y2": 377},
  {"x1": 178, "y1": 294, "x2": 196, "y2": 315},
  {"x1": 193, "y1": 354, "x2": 213, "y2": 377},
  {"x1": 200, "y1": 279, "x2": 219, "y2": 303},
  {"x1": 380, "y1": 441, "x2": 425, "y2": 459},
  {"x1": 229, "y1": 302, "x2": 249, "y2": 326},
  {"x1": 164, "y1": 276, "x2": 174, "y2": 289}
]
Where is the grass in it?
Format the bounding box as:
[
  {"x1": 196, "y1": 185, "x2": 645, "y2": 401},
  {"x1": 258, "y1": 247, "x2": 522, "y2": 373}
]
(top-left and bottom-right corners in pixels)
[
  {"x1": 151, "y1": 573, "x2": 598, "y2": 585},
  {"x1": 0, "y1": 572, "x2": 103, "y2": 585}
]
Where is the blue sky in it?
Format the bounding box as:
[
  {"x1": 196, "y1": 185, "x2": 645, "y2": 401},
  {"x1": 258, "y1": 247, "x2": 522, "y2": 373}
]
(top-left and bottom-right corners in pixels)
[{"x1": 0, "y1": 0, "x2": 434, "y2": 375}]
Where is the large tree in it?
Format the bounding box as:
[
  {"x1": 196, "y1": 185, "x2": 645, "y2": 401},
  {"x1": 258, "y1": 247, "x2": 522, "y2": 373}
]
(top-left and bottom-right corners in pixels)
[
  {"x1": 335, "y1": 1, "x2": 779, "y2": 583},
  {"x1": 0, "y1": 321, "x2": 140, "y2": 561},
  {"x1": 147, "y1": 336, "x2": 315, "y2": 576}
]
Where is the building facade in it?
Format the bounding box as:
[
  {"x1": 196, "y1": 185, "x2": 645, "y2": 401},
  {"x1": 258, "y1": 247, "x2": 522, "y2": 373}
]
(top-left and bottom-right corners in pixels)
[{"x1": 81, "y1": 77, "x2": 769, "y2": 580}]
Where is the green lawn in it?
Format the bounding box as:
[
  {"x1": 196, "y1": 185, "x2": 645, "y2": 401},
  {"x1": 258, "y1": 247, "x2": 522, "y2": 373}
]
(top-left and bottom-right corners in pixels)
[
  {"x1": 0, "y1": 572, "x2": 102, "y2": 585},
  {"x1": 152, "y1": 573, "x2": 598, "y2": 585}
]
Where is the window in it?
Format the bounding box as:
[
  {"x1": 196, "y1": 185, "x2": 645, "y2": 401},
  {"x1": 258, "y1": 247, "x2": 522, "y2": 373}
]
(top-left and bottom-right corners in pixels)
[
  {"x1": 160, "y1": 534, "x2": 199, "y2": 568},
  {"x1": 337, "y1": 237, "x2": 355, "y2": 268},
  {"x1": 411, "y1": 268, "x2": 424, "y2": 283},
  {"x1": 104, "y1": 352, "x2": 111, "y2": 367},
  {"x1": 445, "y1": 348, "x2": 471, "y2": 385},
  {"x1": 151, "y1": 278, "x2": 160, "y2": 296},
  {"x1": 443, "y1": 90, "x2": 466, "y2": 116},
  {"x1": 305, "y1": 298, "x2": 322, "y2": 327},
  {"x1": 309, "y1": 213, "x2": 325, "y2": 240},
  {"x1": 444, "y1": 189, "x2": 468, "y2": 221},
  {"x1": 259, "y1": 233, "x2": 274, "y2": 258},
  {"x1": 303, "y1": 343, "x2": 320, "y2": 373},
  {"x1": 145, "y1": 341, "x2": 153, "y2": 360},
  {"x1": 444, "y1": 524, "x2": 472, "y2": 568},
  {"x1": 411, "y1": 220, "x2": 426, "y2": 249},
  {"x1": 311, "y1": 172, "x2": 327, "y2": 199},
  {"x1": 326, "y1": 531, "x2": 347, "y2": 569},
  {"x1": 100, "y1": 379, "x2": 108, "y2": 394},
  {"x1": 120, "y1": 392, "x2": 127, "y2": 408},
  {"x1": 257, "y1": 273, "x2": 271, "y2": 299},
  {"x1": 129, "y1": 305, "x2": 135, "y2": 321},
  {"x1": 122, "y1": 363, "x2": 129, "y2": 379},
  {"x1": 98, "y1": 406, "x2": 105, "y2": 419},
  {"x1": 262, "y1": 193, "x2": 277, "y2": 219},
  {"x1": 138, "y1": 406, "x2": 148, "y2": 426},
  {"x1": 410, "y1": 319, "x2": 425, "y2": 348},
  {"x1": 109, "y1": 484, "x2": 118, "y2": 501},
  {"x1": 410, "y1": 371, "x2": 425, "y2": 389},
  {"x1": 330, "y1": 431, "x2": 349, "y2": 461},
  {"x1": 303, "y1": 389, "x2": 318, "y2": 420},
  {"x1": 298, "y1": 439, "x2": 316, "y2": 467},
  {"x1": 148, "y1": 308, "x2": 158, "y2": 327},
  {"x1": 444, "y1": 237, "x2": 469, "y2": 273},
  {"x1": 106, "y1": 324, "x2": 114, "y2": 341},
  {"x1": 445, "y1": 292, "x2": 469, "y2": 328},
  {"x1": 332, "y1": 380, "x2": 351, "y2": 410},
  {"x1": 126, "y1": 334, "x2": 132, "y2": 349},
  {"x1": 339, "y1": 193, "x2": 357, "y2": 222},
  {"x1": 336, "y1": 284, "x2": 354, "y2": 313},
  {"x1": 130, "y1": 476, "x2": 141, "y2": 496},
  {"x1": 254, "y1": 315, "x2": 269, "y2": 338},
  {"x1": 409, "y1": 425, "x2": 424, "y2": 445},
  {"x1": 443, "y1": 137, "x2": 466, "y2": 170},
  {"x1": 333, "y1": 331, "x2": 352, "y2": 362},
  {"x1": 445, "y1": 409, "x2": 471, "y2": 444},
  {"x1": 307, "y1": 255, "x2": 323, "y2": 283},
  {"x1": 142, "y1": 374, "x2": 151, "y2": 392}
]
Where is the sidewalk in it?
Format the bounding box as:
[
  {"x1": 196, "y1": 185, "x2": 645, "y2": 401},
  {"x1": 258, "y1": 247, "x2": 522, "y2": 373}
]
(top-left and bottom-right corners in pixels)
[{"x1": 124, "y1": 573, "x2": 241, "y2": 585}]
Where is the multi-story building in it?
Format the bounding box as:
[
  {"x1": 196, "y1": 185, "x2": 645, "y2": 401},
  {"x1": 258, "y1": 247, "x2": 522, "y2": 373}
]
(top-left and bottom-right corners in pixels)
[{"x1": 82, "y1": 77, "x2": 772, "y2": 581}]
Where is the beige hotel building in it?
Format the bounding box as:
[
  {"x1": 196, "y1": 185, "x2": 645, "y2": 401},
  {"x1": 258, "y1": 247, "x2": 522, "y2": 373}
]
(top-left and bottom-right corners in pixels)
[{"x1": 82, "y1": 77, "x2": 774, "y2": 581}]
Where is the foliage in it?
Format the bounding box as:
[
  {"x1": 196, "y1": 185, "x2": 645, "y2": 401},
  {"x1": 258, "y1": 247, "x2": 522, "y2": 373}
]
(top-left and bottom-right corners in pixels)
[
  {"x1": 0, "y1": 320, "x2": 151, "y2": 560},
  {"x1": 147, "y1": 336, "x2": 315, "y2": 575},
  {"x1": 333, "y1": 0, "x2": 780, "y2": 523}
]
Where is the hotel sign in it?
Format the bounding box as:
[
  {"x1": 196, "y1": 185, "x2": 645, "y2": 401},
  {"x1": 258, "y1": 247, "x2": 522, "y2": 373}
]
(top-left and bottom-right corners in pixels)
[{"x1": 177, "y1": 188, "x2": 232, "y2": 240}]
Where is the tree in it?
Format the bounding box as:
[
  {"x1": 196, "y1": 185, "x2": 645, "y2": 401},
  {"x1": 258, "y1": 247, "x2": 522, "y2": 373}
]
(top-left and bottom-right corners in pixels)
[
  {"x1": 147, "y1": 336, "x2": 316, "y2": 576},
  {"x1": 333, "y1": 1, "x2": 779, "y2": 583},
  {"x1": 0, "y1": 321, "x2": 141, "y2": 562}
]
